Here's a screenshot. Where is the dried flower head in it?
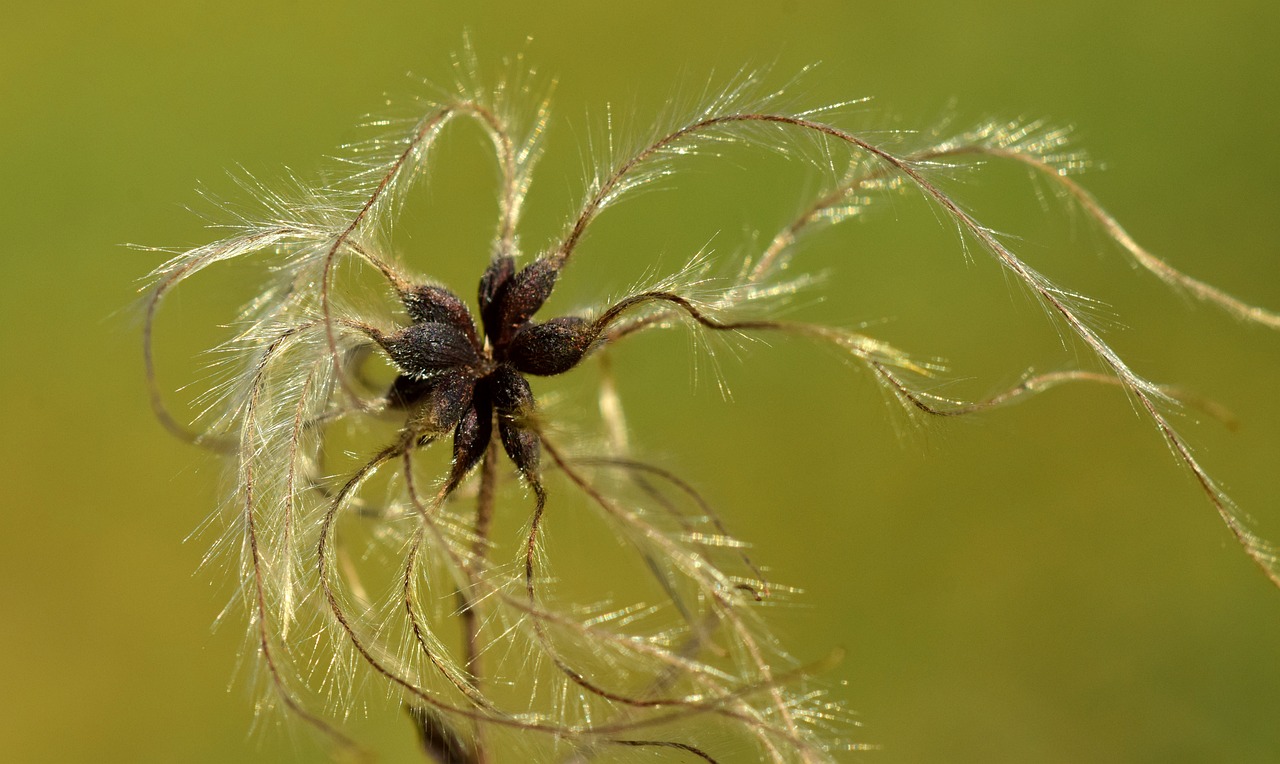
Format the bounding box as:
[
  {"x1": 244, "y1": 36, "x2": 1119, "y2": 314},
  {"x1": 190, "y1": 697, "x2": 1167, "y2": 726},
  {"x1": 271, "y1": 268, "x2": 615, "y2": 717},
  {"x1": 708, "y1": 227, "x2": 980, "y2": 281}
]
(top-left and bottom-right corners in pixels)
[{"x1": 143, "y1": 50, "x2": 1279, "y2": 763}]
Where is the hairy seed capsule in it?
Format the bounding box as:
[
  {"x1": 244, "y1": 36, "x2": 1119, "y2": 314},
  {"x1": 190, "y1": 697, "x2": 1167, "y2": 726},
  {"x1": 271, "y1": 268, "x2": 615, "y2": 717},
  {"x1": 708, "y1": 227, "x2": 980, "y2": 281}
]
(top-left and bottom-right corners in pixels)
[
  {"x1": 492, "y1": 257, "x2": 560, "y2": 343},
  {"x1": 380, "y1": 322, "x2": 480, "y2": 379},
  {"x1": 417, "y1": 370, "x2": 475, "y2": 433},
  {"x1": 450, "y1": 397, "x2": 493, "y2": 483},
  {"x1": 401, "y1": 284, "x2": 478, "y2": 343},
  {"x1": 506, "y1": 316, "x2": 598, "y2": 376}
]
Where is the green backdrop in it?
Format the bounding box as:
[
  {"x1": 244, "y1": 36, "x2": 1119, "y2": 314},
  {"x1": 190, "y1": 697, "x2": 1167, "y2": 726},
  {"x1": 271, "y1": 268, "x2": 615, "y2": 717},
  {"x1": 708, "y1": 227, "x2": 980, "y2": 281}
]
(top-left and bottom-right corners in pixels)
[{"x1": 2, "y1": 1, "x2": 1278, "y2": 762}]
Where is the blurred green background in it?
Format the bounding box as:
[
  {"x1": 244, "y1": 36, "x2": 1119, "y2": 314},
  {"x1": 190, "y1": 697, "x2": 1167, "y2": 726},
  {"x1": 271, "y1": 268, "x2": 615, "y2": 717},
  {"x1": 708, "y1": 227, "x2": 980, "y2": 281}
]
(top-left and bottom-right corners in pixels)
[{"x1": 3, "y1": 1, "x2": 1278, "y2": 762}]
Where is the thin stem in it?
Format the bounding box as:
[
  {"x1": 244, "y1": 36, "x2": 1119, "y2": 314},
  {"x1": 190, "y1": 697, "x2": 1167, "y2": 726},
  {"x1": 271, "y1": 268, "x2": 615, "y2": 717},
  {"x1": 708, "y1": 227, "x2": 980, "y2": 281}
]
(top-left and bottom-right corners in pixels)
[
  {"x1": 459, "y1": 438, "x2": 502, "y2": 763},
  {"x1": 604, "y1": 739, "x2": 719, "y2": 762},
  {"x1": 399, "y1": 449, "x2": 499, "y2": 714}
]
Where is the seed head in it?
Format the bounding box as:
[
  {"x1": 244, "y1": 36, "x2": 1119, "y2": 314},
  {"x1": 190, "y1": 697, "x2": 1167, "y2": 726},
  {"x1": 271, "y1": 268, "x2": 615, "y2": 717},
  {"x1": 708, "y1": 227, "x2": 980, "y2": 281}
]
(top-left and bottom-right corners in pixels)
[{"x1": 142, "y1": 51, "x2": 1280, "y2": 762}]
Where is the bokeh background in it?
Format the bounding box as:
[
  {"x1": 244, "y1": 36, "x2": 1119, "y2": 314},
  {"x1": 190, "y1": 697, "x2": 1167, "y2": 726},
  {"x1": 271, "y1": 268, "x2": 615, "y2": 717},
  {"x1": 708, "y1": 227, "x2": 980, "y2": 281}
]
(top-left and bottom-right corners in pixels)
[{"x1": 3, "y1": 1, "x2": 1278, "y2": 762}]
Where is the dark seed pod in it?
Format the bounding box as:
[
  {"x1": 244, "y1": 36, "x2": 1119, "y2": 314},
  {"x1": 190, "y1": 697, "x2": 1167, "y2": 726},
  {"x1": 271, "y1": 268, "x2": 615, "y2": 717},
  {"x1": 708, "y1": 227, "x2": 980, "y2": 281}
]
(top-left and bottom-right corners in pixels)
[
  {"x1": 417, "y1": 370, "x2": 475, "y2": 433},
  {"x1": 401, "y1": 284, "x2": 478, "y2": 344},
  {"x1": 478, "y1": 254, "x2": 515, "y2": 340},
  {"x1": 380, "y1": 322, "x2": 481, "y2": 379},
  {"x1": 493, "y1": 257, "x2": 560, "y2": 343},
  {"x1": 498, "y1": 416, "x2": 540, "y2": 476},
  {"x1": 486, "y1": 364, "x2": 534, "y2": 415},
  {"x1": 449, "y1": 396, "x2": 494, "y2": 487},
  {"x1": 386, "y1": 374, "x2": 435, "y2": 409},
  {"x1": 506, "y1": 316, "x2": 599, "y2": 376}
]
